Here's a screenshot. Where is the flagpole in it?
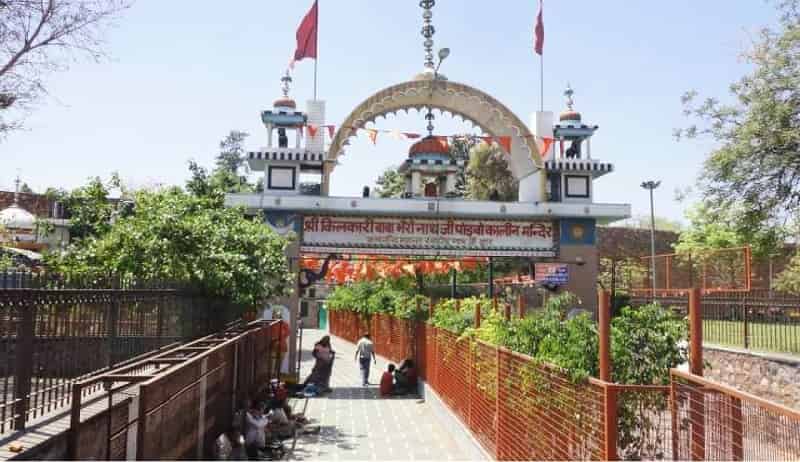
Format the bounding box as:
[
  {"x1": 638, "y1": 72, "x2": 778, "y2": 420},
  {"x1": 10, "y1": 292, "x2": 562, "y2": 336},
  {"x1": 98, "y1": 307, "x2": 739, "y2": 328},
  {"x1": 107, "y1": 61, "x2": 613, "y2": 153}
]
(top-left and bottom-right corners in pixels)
[
  {"x1": 313, "y1": 0, "x2": 319, "y2": 100},
  {"x1": 540, "y1": 52, "x2": 543, "y2": 112}
]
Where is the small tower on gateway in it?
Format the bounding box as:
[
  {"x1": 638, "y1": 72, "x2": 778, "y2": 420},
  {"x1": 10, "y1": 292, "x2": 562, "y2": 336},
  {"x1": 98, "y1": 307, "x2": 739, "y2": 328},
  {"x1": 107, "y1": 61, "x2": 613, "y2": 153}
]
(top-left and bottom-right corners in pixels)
[
  {"x1": 247, "y1": 71, "x2": 326, "y2": 196},
  {"x1": 398, "y1": 136, "x2": 463, "y2": 198},
  {"x1": 542, "y1": 85, "x2": 613, "y2": 203}
]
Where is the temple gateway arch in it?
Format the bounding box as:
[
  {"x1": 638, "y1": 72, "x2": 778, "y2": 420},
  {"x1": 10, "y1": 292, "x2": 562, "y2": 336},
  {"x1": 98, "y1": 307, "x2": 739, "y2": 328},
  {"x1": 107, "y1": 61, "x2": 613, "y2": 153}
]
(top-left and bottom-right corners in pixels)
[{"x1": 323, "y1": 79, "x2": 544, "y2": 199}]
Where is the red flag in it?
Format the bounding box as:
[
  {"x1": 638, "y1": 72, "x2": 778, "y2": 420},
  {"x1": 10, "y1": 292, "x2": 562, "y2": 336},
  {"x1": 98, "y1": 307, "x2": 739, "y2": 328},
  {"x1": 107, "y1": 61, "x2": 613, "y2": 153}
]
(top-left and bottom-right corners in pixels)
[
  {"x1": 534, "y1": 0, "x2": 544, "y2": 56},
  {"x1": 306, "y1": 124, "x2": 318, "y2": 138},
  {"x1": 290, "y1": 1, "x2": 318, "y2": 69},
  {"x1": 538, "y1": 137, "x2": 554, "y2": 159},
  {"x1": 498, "y1": 136, "x2": 512, "y2": 154}
]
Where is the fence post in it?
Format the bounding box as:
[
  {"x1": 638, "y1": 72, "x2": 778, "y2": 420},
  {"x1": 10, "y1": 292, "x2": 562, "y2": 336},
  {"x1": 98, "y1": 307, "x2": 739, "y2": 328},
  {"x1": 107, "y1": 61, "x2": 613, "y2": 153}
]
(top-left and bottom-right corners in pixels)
[
  {"x1": 598, "y1": 290, "x2": 611, "y2": 382},
  {"x1": 428, "y1": 299, "x2": 434, "y2": 319},
  {"x1": 689, "y1": 288, "x2": 703, "y2": 376},
  {"x1": 730, "y1": 396, "x2": 744, "y2": 461},
  {"x1": 504, "y1": 303, "x2": 511, "y2": 321},
  {"x1": 13, "y1": 303, "x2": 36, "y2": 430},
  {"x1": 517, "y1": 293, "x2": 525, "y2": 318},
  {"x1": 474, "y1": 302, "x2": 482, "y2": 328},
  {"x1": 157, "y1": 294, "x2": 166, "y2": 344},
  {"x1": 688, "y1": 287, "x2": 706, "y2": 461},
  {"x1": 108, "y1": 293, "x2": 120, "y2": 367},
  {"x1": 741, "y1": 294, "x2": 749, "y2": 350},
  {"x1": 603, "y1": 385, "x2": 619, "y2": 461}
]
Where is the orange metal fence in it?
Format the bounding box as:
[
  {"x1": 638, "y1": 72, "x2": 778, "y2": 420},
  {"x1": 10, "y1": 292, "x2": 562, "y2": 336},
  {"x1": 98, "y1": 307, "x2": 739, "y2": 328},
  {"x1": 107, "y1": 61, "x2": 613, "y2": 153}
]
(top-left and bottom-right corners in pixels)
[
  {"x1": 329, "y1": 307, "x2": 800, "y2": 461},
  {"x1": 630, "y1": 247, "x2": 752, "y2": 293}
]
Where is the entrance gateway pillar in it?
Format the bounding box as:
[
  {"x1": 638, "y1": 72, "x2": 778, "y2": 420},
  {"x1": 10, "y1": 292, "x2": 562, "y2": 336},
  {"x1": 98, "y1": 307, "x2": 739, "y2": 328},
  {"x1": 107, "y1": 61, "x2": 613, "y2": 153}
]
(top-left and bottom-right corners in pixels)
[{"x1": 225, "y1": 75, "x2": 629, "y2": 377}]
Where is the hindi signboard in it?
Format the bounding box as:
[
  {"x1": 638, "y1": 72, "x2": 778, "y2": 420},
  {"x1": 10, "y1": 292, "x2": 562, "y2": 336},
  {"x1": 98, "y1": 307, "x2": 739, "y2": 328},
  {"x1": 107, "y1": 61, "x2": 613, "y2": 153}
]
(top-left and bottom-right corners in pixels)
[
  {"x1": 535, "y1": 263, "x2": 569, "y2": 285},
  {"x1": 300, "y1": 215, "x2": 556, "y2": 257}
]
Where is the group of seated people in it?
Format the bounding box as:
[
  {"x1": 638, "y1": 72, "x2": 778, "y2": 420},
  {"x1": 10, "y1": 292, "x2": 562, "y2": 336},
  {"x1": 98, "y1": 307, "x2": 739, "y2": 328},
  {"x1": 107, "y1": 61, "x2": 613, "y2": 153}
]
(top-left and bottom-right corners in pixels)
[
  {"x1": 379, "y1": 359, "x2": 418, "y2": 397},
  {"x1": 215, "y1": 379, "x2": 314, "y2": 460}
]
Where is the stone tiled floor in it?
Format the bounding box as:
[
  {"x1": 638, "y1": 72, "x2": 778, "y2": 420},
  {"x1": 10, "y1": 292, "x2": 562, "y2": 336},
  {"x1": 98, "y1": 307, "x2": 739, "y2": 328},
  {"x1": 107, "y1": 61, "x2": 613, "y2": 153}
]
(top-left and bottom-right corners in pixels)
[{"x1": 290, "y1": 329, "x2": 468, "y2": 461}]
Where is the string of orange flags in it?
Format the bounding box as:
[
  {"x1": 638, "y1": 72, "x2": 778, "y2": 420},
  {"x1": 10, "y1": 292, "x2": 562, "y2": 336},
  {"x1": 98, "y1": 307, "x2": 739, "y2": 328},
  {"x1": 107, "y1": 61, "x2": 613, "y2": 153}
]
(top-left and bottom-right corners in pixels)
[{"x1": 302, "y1": 124, "x2": 556, "y2": 159}]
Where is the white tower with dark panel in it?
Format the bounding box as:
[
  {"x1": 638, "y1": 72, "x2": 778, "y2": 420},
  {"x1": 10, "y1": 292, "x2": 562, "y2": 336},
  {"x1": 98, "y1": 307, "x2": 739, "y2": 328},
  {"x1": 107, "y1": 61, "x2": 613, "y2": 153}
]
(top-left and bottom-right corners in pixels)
[{"x1": 247, "y1": 71, "x2": 326, "y2": 196}]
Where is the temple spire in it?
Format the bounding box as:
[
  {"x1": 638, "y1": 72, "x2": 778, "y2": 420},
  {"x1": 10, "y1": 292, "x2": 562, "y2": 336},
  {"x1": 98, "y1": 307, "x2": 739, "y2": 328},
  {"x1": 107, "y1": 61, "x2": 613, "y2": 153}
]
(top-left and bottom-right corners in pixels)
[
  {"x1": 421, "y1": 0, "x2": 436, "y2": 72},
  {"x1": 564, "y1": 83, "x2": 575, "y2": 111},
  {"x1": 281, "y1": 70, "x2": 293, "y2": 98},
  {"x1": 13, "y1": 174, "x2": 20, "y2": 205}
]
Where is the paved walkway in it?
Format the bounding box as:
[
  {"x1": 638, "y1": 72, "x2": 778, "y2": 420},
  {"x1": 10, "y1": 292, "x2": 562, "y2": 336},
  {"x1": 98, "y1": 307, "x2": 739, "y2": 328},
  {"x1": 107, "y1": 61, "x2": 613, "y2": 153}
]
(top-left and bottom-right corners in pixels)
[{"x1": 290, "y1": 329, "x2": 469, "y2": 461}]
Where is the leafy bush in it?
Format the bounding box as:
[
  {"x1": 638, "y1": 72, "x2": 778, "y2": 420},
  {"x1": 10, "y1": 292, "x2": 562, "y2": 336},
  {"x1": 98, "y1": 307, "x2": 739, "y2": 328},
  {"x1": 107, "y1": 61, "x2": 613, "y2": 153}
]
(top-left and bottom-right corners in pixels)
[{"x1": 326, "y1": 282, "x2": 429, "y2": 320}]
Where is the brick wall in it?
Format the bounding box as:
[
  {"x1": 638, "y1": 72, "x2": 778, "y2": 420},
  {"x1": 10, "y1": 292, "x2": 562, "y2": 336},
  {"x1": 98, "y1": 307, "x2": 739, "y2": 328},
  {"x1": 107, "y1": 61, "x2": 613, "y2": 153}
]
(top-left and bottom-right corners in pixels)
[
  {"x1": 597, "y1": 227, "x2": 679, "y2": 259},
  {"x1": 0, "y1": 191, "x2": 60, "y2": 218}
]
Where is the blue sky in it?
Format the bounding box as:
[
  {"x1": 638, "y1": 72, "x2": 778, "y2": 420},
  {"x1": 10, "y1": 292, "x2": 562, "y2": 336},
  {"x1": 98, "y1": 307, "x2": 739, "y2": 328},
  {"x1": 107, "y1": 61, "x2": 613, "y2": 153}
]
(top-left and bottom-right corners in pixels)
[{"x1": 0, "y1": 0, "x2": 779, "y2": 223}]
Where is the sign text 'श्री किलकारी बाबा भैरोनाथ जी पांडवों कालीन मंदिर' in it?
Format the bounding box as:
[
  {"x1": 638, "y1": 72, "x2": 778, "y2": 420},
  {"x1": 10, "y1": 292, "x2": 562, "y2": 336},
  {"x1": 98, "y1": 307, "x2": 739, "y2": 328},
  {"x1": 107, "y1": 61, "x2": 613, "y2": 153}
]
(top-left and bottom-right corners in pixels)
[{"x1": 299, "y1": 215, "x2": 556, "y2": 257}]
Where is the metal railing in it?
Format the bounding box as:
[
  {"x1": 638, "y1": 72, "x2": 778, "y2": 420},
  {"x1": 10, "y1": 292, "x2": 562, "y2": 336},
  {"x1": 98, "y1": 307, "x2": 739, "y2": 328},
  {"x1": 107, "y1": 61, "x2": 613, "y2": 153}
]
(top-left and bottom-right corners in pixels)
[
  {"x1": 630, "y1": 291, "x2": 800, "y2": 355},
  {"x1": 0, "y1": 286, "x2": 239, "y2": 433}
]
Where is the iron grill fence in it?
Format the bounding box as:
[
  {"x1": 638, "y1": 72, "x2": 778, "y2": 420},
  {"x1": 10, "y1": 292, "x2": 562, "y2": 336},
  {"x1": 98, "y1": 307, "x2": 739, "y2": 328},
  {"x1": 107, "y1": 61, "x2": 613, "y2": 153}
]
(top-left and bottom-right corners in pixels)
[
  {"x1": 630, "y1": 290, "x2": 800, "y2": 355},
  {"x1": 330, "y1": 307, "x2": 800, "y2": 461},
  {"x1": 0, "y1": 285, "x2": 239, "y2": 433}
]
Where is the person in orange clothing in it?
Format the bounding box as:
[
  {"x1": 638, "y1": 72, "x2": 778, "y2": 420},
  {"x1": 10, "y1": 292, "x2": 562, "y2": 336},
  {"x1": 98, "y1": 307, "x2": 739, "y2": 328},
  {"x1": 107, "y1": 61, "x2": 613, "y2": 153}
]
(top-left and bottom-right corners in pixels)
[{"x1": 379, "y1": 364, "x2": 395, "y2": 397}]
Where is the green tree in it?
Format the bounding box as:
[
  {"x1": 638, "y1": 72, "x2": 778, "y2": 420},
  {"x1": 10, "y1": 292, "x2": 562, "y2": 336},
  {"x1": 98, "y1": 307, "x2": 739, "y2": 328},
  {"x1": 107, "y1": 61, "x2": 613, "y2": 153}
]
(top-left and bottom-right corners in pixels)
[
  {"x1": 373, "y1": 167, "x2": 406, "y2": 198},
  {"x1": 186, "y1": 130, "x2": 255, "y2": 207},
  {"x1": 466, "y1": 143, "x2": 518, "y2": 201},
  {"x1": 53, "y1": 175, "x2": 122, "y2": 241},
  {"x1": 676, "y1": 0, "x2": 800, "y2": 252},
  {"x1": 48, "y1": 187, "x2": 291, "y2": 306},
  {"x1": 450, "y1": 135, "x2": 479, "y2": 197},
  {"x1": 215, "y1": 130, "x2": 249, "y2": 174}
]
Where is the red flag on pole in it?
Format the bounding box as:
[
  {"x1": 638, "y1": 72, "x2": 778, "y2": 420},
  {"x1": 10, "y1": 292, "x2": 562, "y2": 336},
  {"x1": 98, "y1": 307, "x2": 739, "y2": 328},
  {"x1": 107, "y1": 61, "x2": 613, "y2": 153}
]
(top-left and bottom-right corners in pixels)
[
  {"x1": 534, "y1": 0, "x2": 544, "y2": 56},
  {"x1": 290, "y1": 1, "x2": 318, "y2": 69},
  {"x1": 538, "y1": 137, "x2": 555, "y2": 159}
]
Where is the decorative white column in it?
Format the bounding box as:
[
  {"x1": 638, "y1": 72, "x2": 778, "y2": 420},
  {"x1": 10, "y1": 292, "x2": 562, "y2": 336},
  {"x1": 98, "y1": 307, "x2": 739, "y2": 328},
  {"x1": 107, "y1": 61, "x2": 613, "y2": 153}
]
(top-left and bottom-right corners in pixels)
[
  {"x1": 411, "y1": 171, "x2": 422, "y2": 197},
  {"x1": 266, "y1": 123, "x2": 274, "y2": 148},
  {"x1": 306, "y1": 100, "x2": 326, "y2": 152}
]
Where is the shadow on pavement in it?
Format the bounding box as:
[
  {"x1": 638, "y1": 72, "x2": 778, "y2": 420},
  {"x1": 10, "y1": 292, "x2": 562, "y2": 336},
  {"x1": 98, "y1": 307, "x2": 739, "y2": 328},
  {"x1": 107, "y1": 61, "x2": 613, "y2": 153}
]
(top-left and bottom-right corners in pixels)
[{"x1": 289, "y1": 425, "x2": 363, "y2": 460}]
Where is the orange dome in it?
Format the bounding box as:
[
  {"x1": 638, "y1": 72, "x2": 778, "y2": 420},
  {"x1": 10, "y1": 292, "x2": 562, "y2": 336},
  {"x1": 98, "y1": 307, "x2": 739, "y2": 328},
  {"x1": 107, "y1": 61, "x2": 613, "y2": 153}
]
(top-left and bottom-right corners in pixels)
[
  {"x1": 273, "y1": 97, "x2": 297, "y2": 109},
  {"x1": 408, "y1": 136, "x2": 449, "y2": 156},
  {"x1": 559, "y1": 110, "x2": 582, "y2": 122}
]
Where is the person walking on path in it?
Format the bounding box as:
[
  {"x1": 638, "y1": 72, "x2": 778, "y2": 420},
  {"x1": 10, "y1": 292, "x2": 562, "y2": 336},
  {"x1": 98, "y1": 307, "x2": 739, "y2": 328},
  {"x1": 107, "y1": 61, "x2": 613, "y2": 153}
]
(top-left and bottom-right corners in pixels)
[{"x1": 354, "y1": 333, "x2": 376, "y2": 386}]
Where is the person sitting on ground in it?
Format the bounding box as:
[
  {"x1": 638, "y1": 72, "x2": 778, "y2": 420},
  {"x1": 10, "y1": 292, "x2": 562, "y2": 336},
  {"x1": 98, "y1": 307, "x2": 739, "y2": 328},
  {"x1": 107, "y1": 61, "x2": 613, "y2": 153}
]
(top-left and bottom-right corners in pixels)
[
  {"x1": 398, "y1": 359, "x2": 418, "y2": 390},
  {"x1": 393, "y1": 364, "x2": 410, "y2": 395},
  {"x1": 244, "y1": 401, "x2": 269, "y2": 459},
  {"x1": 266, "y1": 400, "x2": 296, "y2": 440},
  {"x1": 380, "y1": 364, "x2": 395, "y2": 397}
]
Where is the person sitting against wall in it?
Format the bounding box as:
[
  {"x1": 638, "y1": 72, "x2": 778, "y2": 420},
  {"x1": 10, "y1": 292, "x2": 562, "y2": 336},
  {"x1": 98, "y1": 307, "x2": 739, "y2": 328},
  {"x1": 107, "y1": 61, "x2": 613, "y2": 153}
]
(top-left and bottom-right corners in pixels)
[
  {"x1": 379, "y1": 364, "x2": 395, "y2": 397},
  {"x1": 393, "y1": 359, "x2": 418, "y2": 395}
]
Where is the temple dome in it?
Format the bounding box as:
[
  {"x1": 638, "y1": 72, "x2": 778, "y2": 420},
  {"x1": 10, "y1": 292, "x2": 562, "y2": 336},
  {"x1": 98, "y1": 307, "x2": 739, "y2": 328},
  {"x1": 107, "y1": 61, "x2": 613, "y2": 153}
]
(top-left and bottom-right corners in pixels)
[
  {"x1": 0, "y1": 204, "x2": 36, "y2": 230},
  {"x1": 273, "y1": 96, "x2": 297, "y2": 110},
  {"x1": 409, "y1": 136, "x2": 450, "y2": 157},
  {"x1": 559, "y1": 110, "x2": 582, "y2": 122}
]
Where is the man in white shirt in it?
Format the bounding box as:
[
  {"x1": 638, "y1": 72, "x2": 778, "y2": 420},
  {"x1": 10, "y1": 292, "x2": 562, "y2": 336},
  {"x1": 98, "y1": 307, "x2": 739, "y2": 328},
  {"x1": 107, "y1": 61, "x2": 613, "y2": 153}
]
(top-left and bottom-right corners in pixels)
[{"x1": 354, "y1": 333, "x2": 376, "y2": 386}]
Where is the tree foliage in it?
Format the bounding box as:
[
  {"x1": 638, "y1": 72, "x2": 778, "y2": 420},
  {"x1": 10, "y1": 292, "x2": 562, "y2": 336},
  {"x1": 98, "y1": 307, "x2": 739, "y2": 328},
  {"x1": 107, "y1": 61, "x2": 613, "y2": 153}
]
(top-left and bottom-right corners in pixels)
[
  {"x1": 49, "y1": 174, "x2": 122, "y2": 242},
  {"x1": 47, "y1": 130, "x2": 291, "y2": 306},
  {"x1": 186, "y1": 130, "x2": 255, "y2": 207},
  {"x1": 373, "y1": 167, "x2": 406, "y2": 198},
  {"x1": 48, "y1": 187, "x2": 291, "y2": 306},
  {"x1": 465, "y1": 143, "x2": 518, "y2": 201},
  {"x1": 676, "y1": 0, "x2": 800, "y2": 251},
  {"x1": 0, "y1": 0, "x2": 132, "y2": 135}
]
